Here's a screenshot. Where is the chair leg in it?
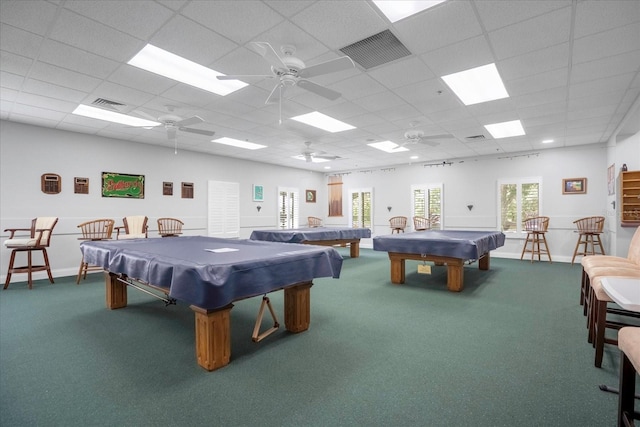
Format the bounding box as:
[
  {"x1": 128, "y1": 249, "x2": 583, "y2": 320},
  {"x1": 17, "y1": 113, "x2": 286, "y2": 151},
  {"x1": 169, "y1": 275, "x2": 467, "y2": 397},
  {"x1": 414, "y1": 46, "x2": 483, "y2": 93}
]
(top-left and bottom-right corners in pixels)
[
  {"x1": 571, "y1": 236, "x2": 581, "y2": 264},
  {"x1": 42, "y1": 248, "x2": 54, "y2": 284},
  {"x1": 4, "y1": 250, "x2": 17, "y2": 289},
  {"x1": 520, "y1": 234, "x2": 531, "y2": 260},
  {"x1": 618, "y1": 351, "x2": 637, "y2": 427},
  {"x1": 541, "y1": 234, "x2": 552, "y2": 262},
  {"x1": 27, "y1": 250, "x2": 33, "y2": 289},
  {"x1": 77, "y1": 258, "x2": 86, "y2": 285},
  {"x1": 594, "y1": 299, "x2": 607, "y2": 368},
  {"x1": 595, "y1": 235, "x2": 606, "y2": 256}
]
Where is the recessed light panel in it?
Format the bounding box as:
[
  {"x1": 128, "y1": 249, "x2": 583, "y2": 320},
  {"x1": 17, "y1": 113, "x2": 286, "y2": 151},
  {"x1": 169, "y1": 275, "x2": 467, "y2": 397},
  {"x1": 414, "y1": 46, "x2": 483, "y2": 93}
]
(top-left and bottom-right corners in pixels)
[
  {"x1": 213, "y1": 137, "x2": 266, "y2": 150},
  {"x1": 290, "y1": 112, "x2": 355, "y2": 133},
  {"x1": 441, "y1": 63, "x2": 509, "y2": 106},
  {"x1": 372, "y1": 0, "x2": 446, "y2": 23},
  {"x1": 72, "y1": 104, "x2": 161, "y2": 127},
  {"x1": 128, "y1": 44, "x2": 247, "y2": 96},
  {"x1": 484, "y1": 120, "x2": 525, "y2": 139},
  {"x1": 368, "y1": 140, "x2": 409, "y2": 153}
]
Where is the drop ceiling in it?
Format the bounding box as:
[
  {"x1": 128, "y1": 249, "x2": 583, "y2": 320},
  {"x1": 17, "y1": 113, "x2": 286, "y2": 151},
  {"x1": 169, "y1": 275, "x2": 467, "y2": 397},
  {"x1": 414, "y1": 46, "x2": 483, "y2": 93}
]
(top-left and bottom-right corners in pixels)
[{"x1": 1, "y1": 0, "x2": 639, "y2": 172}]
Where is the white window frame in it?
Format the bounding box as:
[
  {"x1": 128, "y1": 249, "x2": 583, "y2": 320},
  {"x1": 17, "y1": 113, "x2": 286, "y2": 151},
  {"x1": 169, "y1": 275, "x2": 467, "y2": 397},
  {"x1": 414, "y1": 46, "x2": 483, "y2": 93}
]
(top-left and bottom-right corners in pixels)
[
  {"x1": 277, "y1": 186, "x2": 299, "y2": 229},
  {"x1": 348, "y1": 188, "x2": 373, "y2": 228},
  {"x1": 497, "y1": 176, "x2": 543, "y2": 236},
  {"x1": 411, "y1": 183, "x2": 443, "y2": 230}
]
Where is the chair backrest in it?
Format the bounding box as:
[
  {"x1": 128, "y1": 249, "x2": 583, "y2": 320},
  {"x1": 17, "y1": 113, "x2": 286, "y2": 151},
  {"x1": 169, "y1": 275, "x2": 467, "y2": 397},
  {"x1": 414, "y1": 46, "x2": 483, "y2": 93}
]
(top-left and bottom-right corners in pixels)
[
  {"x1": 413, "y1": 216, "x2": 429, "y2": 231},
  {"x1": 308, "y1": 216, "x2": 323, "y2": 227},
  {"x1": 574, "y1": 216, "x2": 605, "y2": 233},
  {"x1": 33, "y1": 217, "x2": 58, "y2": 247},
  {"x1": 523, "y1": 216, "x2": 549, "y2": 233},
  {"x1": 157, "y1": 217, "x2": 184, "y2": 236},
  {"x1": 123, "y1": 215, "x2": 148, "y2": 237},
  {"x1": 389, "y1": 216, "x2": 407, "y2": 229},
  {"x1": 77, "y1": 219, "x2": 114, "y2": 240}
]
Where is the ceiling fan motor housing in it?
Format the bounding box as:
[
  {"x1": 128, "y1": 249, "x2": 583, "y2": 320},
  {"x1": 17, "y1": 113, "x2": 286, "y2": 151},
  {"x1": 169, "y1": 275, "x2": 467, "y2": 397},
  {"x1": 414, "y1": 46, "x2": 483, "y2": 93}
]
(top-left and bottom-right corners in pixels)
[{"x1": 404, "y1": 130, "x2": 424, "y2": 140}]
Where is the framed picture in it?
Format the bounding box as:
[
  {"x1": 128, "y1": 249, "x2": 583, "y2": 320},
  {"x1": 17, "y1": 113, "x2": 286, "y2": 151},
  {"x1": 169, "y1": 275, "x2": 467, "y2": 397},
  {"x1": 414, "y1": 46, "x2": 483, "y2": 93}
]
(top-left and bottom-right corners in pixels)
[
  {"x1": 562, "y1": 177, "x2": 587, "y2": 195},
  {"x1": 102, "y1": 172, "x2": 145, "y2": 199},
  {"x1": 306, "y1": 189, "x2": 316, "y2": 203},
  {"x1": 252, "y1": 184, "x2": 264, "y2": 202}
]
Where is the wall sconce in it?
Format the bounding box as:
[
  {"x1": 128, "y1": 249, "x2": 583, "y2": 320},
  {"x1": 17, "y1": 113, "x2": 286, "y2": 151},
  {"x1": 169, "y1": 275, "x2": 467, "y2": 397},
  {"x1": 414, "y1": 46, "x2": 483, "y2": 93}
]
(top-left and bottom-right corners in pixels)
[
  {"x1": 387, "y1": 206, "x2": 392, "y2": 212},
  {"x1": 467, "y1": 204, "x2": 474, "y2": 211},
  {"x1": 256, "y1": 205, "x2": 261, "y2": 212}
]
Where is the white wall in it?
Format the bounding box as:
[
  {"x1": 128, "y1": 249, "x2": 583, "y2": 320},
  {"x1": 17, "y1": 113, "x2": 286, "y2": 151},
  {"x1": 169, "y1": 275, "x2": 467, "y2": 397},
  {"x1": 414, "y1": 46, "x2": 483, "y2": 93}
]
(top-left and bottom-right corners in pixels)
[
  {"x1": 1, "y1": 119, "x2": 638, "y2": 283},
  {"x1": 0, "y1": 120, "x2": 326, "y2": 280},
  {"x1": 611, "y1": 130, "x2": 640, "y2": 256}
]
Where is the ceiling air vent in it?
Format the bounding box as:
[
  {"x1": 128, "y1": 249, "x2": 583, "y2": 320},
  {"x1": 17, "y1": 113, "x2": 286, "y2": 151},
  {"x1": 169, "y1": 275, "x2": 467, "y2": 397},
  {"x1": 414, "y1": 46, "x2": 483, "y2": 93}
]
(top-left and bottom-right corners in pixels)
[
  {"x1": 339, "y1": 29, "x2": 411, "y2": 70},
  {"x1": 91, "y1": 98, "x2": 127, "y2": 112},
  {"x1": 465, "y1": 135, "x2": 486, "y2": 140}
]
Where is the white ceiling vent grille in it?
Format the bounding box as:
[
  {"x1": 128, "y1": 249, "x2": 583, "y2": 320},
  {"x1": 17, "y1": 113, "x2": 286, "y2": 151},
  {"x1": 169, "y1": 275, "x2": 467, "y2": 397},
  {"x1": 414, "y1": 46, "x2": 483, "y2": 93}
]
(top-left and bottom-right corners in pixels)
[
  {"x1": 91, "y1": 98, "x2": 127, "y2": 112},
  {"x1": 339, "y1": 30, "x2": 411, "y2": 70}
]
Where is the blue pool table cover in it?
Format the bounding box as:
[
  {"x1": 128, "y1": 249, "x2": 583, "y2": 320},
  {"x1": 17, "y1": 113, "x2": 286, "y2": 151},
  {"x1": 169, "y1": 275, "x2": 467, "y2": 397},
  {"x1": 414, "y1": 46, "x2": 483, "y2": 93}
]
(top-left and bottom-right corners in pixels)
[
  {"x1": 80, "y1": 236, "x2": 343, "y2": 310},
  {"x1": 250, "y1": 227, "x2": 371, "y2": 243},
  {"x1": 373, "y1": 230, "x2": 505, "y2": 260}
]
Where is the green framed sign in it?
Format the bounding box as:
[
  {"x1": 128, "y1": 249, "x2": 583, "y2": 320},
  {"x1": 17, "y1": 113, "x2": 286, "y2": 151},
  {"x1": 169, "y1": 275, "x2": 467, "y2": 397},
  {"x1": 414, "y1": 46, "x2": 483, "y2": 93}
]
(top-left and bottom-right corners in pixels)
[{"x1": 102, "y1": 172, "x2": 145, "y2": 199}]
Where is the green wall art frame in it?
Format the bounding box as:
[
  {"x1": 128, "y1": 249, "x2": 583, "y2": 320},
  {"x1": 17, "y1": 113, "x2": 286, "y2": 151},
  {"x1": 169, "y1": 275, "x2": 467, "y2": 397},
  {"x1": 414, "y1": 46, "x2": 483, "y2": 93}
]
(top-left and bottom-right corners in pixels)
[{"x1": 102, "y1": 172, "x2": 145, "y2": 199}]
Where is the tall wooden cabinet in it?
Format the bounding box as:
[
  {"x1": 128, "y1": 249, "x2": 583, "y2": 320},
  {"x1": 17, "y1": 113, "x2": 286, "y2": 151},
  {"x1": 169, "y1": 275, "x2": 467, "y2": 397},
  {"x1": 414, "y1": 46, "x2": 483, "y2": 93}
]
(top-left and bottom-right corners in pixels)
[{"x1": 621, "y1": 170, "x2": 640, "y2": 226}]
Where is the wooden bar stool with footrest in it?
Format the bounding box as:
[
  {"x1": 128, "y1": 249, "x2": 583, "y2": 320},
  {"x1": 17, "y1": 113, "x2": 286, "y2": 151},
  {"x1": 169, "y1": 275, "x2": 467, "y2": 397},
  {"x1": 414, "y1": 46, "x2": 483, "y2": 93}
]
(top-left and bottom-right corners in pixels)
[
  {"x1": 76, "y1": 218, "x2": 114, "y2": 284},
  {"x1": 115, "y1": 215, "x2": 148, "y2": 239},
  {"x1": 157, "y1": 217, "x2": 184, "y2": 237},
  {"x1": 308, "y1": 217, "x2": 323, "y2": 227},
  {"x1": 572, "y1": 216, "x2": 606, "y2": 264},
  {"x1": 413, "y1": 216, "x2": 429, "y2": 231},
  {"x1": 3, "y1": 217, "x2": 58, "y2": 289},
  {"x1": 520, "y1": 216, "x2": 552, "y2": 262}
]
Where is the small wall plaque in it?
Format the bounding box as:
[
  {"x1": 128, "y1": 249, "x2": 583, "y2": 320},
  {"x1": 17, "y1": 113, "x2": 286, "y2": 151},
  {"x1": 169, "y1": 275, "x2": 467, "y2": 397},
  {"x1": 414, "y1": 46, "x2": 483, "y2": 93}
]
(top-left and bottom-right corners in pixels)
[
  {"x1": 74, "y1": 177, "x2": 89, "y2": 194},
  {"x1": 182, "y1": 182, "x2": 194, "y2": 199},
  {"x1": 41, "y1": 173, "x2": 61, "y2": 194},
  {"x1": 163, "y1": 182, "x2": 173, "y2": 196}
]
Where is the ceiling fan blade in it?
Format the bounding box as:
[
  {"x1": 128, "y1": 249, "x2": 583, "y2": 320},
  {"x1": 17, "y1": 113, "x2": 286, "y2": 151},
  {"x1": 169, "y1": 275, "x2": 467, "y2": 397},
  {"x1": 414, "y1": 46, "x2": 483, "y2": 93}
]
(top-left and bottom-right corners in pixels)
[
  {"x1": 216, "y1": 74, "x2": 273, "y2": 81},
  {"x1": 423, "y1": 134, "x2": 454, "y2": 140},
  {"x1": 297, "y1": 79, "x2": 341, "y2": 101},
  {"x1": 176, "y1": 116, "x2": 203, "y2": 127},
  {"x1": 167, "y1": 127, "x2": 177, "y2": 140},
  {"x1": 179, "y1": 127, "x2": 215, "y2": 136},
  {"x1": 251, "y1": 42, "x2": 288, "y2": 72},
  {"x1": 265, "y1": 83, "x2": 286, "y2": 105},
  {"x1": 314, "y1": 154, "x2": 340, "y2": 160},
  {"x1": 299, "y1": 56, "x2": 355, "y2": 78},
  {"x1": 420, "y1": 141, "x2": 440, "y2": 147}
]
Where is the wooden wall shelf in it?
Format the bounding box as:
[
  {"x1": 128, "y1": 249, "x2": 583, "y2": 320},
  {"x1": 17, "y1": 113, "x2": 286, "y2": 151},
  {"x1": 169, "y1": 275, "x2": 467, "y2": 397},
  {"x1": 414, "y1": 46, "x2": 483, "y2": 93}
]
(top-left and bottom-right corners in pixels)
[{"x1": 621, "y1": 170, "x2": 640, "y2": 226}]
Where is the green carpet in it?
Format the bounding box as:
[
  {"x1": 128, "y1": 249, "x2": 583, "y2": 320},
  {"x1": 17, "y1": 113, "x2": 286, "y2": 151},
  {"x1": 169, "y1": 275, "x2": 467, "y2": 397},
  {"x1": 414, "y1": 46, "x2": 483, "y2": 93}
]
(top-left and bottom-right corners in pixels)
[{"x1": 0, "y1": 249, "x2": 629, "y2": 426}]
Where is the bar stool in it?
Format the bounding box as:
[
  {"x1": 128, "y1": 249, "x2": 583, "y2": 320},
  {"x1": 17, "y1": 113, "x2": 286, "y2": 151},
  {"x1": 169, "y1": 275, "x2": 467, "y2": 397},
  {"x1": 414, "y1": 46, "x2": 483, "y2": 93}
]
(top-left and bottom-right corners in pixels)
[
  {"x1": 76, "y1": 219, "x2": 114, "y2": 284},
  {"x1": 618, "y1": 327, "x2": 640, "y2": 426},
  {"x1": 571, "y1": 216, "x2": 605, "y2": 264},
  {"x1": 389, "y1": 216, "x2": 407, "y2": 233},
  {"x1": 520, "y1": 216, "x2": 551, "y2": 262}
]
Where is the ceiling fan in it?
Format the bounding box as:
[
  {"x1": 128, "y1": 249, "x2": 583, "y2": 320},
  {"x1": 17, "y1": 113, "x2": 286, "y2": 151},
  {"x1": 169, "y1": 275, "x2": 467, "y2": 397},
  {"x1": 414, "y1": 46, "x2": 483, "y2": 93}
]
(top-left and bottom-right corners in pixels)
[
  {"x1": 217, "y1": 42, "x2": 355, "y2": 106},
  {"x1": 401, "y1": 129, "x2": 454, "y2": 147},
  {"x1": 298, "y1": 141, "x2": 340, "y2": 163},
  {"x1": 133, "y1": 106, "x2": 216, "y2": 153}
]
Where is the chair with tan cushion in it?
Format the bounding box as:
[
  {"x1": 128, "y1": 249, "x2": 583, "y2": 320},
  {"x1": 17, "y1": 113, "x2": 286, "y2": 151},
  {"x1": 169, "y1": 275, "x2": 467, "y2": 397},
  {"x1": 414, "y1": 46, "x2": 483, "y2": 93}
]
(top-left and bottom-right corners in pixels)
[
  {"x1": 308, "y1": 217, "x2": 323, "y2": 228},
  {"x1": 389, "y1": 216, "x2": 408, "y2": 234},
  {"x1": 4, "y1": 217, "x2": 58, "y2": 289},
  {"x1": 618, "y1": 327, "x2": 640, "y2": 426},
  {"x1": 572, "y1": 216, "x2": 606, "y2": 264},
  {"x1": 413, "y1": 216, "x2": 429, "y2": 231},
  {"x1": 520, "y1": 216, "x2": 552, "y2": 263},
  {"x1": 115, "y1": 215, "x2": 148, "y2": 239},
  {"x1": 158, "y1": 217, "x2": 184, "y2": 237},
  {"x1": 76, "y1": 218, "x2": 114, "y2": 284}
]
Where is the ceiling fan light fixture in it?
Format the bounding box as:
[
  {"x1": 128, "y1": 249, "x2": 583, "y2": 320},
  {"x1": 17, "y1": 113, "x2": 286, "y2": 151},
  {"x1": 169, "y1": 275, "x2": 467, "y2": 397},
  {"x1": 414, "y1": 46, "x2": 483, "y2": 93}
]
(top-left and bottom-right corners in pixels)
[
  {"x1": 291, "y1": 112, "x2": 355, "y2": 133},
  {"x1": 441, "y1": 63, "x2": 508, "y2": 106},
  {"x1": 128, "y1": 44, "x2": 247, "y2": 96},
  {"x1": 292, "y1": 155, "x2": 330, "y2": 163},
  {"x1": 72, "y1": 104, "x2": 161, "y2": 127}
]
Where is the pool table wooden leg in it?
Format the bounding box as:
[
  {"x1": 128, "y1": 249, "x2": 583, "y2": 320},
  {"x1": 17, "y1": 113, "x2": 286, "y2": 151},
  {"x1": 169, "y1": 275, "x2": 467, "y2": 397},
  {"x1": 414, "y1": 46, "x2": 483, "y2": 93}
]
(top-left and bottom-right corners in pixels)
[
  {"x1": 106, "y1": 272, "x2": 127, "y2": 309},
  {"x1": 479, "y1": 253, "x2": 490, "y2": 270},
  {"x1": 388, "y1": 254, "x2": 406, "y2": 284},
  {"x1": 284, "y1": 282, "x2": 313, "y2": 333},
  {"x1": 191, "y1": 304, "x2": 233, "y2": 372},
  {"x1": 350, "y1": 241, "x2": 360, "y2": 258},
  {"x1": 446, "y1": 261, "x2": 465, "y2": 292}
]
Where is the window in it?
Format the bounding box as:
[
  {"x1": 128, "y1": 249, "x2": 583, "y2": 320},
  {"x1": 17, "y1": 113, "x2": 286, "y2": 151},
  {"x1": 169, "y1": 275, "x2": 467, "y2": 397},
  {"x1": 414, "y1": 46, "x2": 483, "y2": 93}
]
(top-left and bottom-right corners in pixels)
[
  {"x1": 498, "y1": 177, "x2": 541, "y2": 234},
  {"x1": 278, "y1": 187, "x2": 299, "y2": 229},
  {"x1": 349, "y1": 188, "x2": 372, "y2": 228},
  {"x1": 411, "y1": 183, "x2": 443, "y2": 230}
]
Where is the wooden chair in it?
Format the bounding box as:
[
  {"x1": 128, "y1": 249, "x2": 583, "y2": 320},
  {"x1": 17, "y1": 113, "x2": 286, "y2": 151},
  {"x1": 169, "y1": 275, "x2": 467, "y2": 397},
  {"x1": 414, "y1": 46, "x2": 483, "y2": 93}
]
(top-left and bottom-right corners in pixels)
[
  {"x1": 520, "y1": 216, "x2": 552, "y2": 262},
  {"x1": 571, "y1": 216, "x2": 605, "y2": 264},
  {"x1": 115, "y1": 215, "x2": 148, "y2": 239},
  {"x1": 389, "y1": 216, "x2": 407, "y2": 234},
  {"x1": 76, "y1": 219, "x2": 114, "y2": 284},
  {"x1": 3, "y1": 217, "x2": 58, "y2": 289},
  {"x1": 158, "y1": 217, "x2": 184, "y2": 237},
  {"x1": 308, "y1": 216, "x2": 323, "y2": 228},
  {"x1": 618, "y1": 327, "x2": 640, "y2": 426},
  {"x1": 413, "y1": 216, "x2": 429, "y2": 231}
]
